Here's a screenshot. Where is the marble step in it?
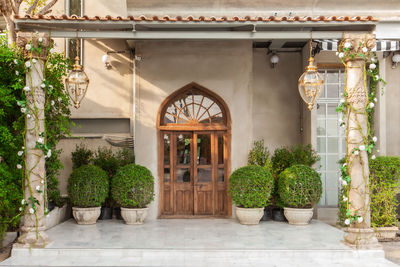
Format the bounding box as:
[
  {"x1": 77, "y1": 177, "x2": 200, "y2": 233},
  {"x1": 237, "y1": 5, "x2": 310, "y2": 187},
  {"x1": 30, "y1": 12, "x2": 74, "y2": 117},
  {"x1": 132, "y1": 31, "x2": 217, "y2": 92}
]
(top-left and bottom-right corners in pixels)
[{"x1": 2, "y1": 248, "x2": 397, "y2": 267}]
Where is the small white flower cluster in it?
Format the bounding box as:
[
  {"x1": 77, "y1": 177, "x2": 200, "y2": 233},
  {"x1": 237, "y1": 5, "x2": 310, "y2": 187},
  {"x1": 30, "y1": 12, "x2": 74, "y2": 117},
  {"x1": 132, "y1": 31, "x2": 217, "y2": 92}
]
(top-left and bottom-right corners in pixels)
[
  {"x1": 344, "y1": 216, "x2": 363, "y2": 226},
  {"x1": 37, "y1": 137, "x2": 45, "y2": 144},
  {"x1": 45, "y1": 149, "x2": 52, "y2": 159},
  {"x1": 25, "y1": 44, "x2": 32, "y2": 51},
  {"x1": 339, "y1": 176, "x2": 348, "y2": 186}
]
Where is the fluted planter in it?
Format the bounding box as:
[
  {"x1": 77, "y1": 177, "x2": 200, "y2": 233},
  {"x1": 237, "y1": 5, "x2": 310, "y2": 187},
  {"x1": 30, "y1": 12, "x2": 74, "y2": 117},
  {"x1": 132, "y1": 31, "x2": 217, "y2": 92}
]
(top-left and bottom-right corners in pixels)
[
  {"x1": 235, "y1": 207, "x2": 264, "y2": 225},
  {"x1": 72, "y1": 207, "x2": 101, "y2": 225},
  {"x1": 375, "y1": 226, "x2": 398, "y2": 240},
  {"x1": 121, "y1": 207, "x2": 148, "y2": 225},
  {"x1": 284, "y1": 207, "x2": 313, "y2": 225}
]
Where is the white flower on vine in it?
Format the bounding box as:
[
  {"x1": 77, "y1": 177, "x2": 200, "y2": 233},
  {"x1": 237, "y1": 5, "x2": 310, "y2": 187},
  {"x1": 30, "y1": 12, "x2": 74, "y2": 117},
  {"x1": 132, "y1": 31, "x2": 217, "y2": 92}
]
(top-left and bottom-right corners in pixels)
[
  {"x1": 343, "y1": 196, "x2": 348, "y2": 202},
  {"x1": 25, "y1": 61, "x2": 31, "y2": 68},
  {"x1": 371, "y1": 155, "x2": 376, "y2": 160},
  {"x1": 50, "y1": 48, "x2": 55, "y2": 53},
  {"x1": 339, "y1": 176, "x2": 343, "y2": 181},
  {"x1": 345, "y1": 219, "x2": 351, "y2": 225},
  {"x1": 369, "y1": 102, "x2": 375, "y2": 108},
  {"x1": 340, "y1": 99, "x2": 345, "y2": 104},
  {"x1": 46, "y1": 149, "x2": 52, "y2": 158},
  {"x1": 375, "y1": 75, "x2": 379, "y2": 80},
  {"x1": 344, "y1": 42, "x2": 352, "y2": 48},
  {"x1": 357, "y1": 217, "x2": 363, "y2": 223},
  {"x1": 27, "y1": 114, "x2": 31, "y2": 119},
  {"x1": 23, "y1": 86, "x2": 31, "y2": 92},
  {"x1": 25, "y1": 44, "x2": 31, "y2": 51},
  {"x1": 32, "y1": 59, "x2": 37, "y2": 64},
  {"x1": 374, "y1": 97, "x2": 378, "y2": 102},
  {"x1": 41, "y1": 180, "x2": 44, "y2": 184},
  {"x1": 15, "y1": 71, "x2": 19, "y2": 75},
  {"x1": 354, "y1": 150, "x2": 359, "y2": 155},
  {"x1": 17, "y1": 101, "x2": 21, "y2": 106},
  {"x1": 38, "y1": 37, "x2": 43, "y2": 43},
  {"x1": 36, "y1": 185, "x2": 41, "y2": 191},
  {"x1": 51, "y1": 100, "x2": 55, "y2": 106},
  {"x1": 17, "y1": 164, "x2": 22, "y2": 169},
  {"x1": 359, "y1": 145, "x2": 366, "y2": 151},
  {"x1": 371, "y1": 57, "x2": 377, "y2": 63},
  {"x1": 58, "y1": 97, "x2": 62, "y2": 102},
  {"x1": 338, "y1": 52, "x2": 344, "y2": 58},
  {"x1": 22, "y1": 146, "x2": 24, "y2": 149},
  {"x1": 37, "y1": 137, "x2": 44, "y2": 144},
  {"x1": 20, "y1": 107, "x2": 26, "y2": 113},
  {"x1": 17, "y1": 151, "x2": 23, "y2": 156},
  {"x1": 40, "y1": 83, "x2": 46, "y2": 88},
  {"x1": 29, "y1": 208, "x2": 34, "y2": 214},
  {"x1": 19, "y1": 207, "x2": 23, "y2": 211},
  {"x1": 369, "y1": 63, "x2": 376, "y2": 70},
  {"x1": 21, "y1": 199, "x2": 26, "y2": 205},
  {"x1": 49, "y1": 85, "x2": 53, "y2": 89},
  {"x1": 14, "y1": 59, "x2": 18, "y2": 64},
  {"x1": 373, "y1": 136, "x2": 378, "y2": 142},
  {"x1": 342, "y1": 180, "x2": 348, "y2": 186},
  {"x1": 362, "y1": 47, "x2": 368, "y2": 53},
  {"x1": 343, "y1": 163, "x2": 347, "y2": 167}
]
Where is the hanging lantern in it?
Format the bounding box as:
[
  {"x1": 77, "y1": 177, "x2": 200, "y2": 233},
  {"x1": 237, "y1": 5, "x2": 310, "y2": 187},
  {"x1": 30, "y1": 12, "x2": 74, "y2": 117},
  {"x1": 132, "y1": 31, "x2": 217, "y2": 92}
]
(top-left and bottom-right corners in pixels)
[
  {"x1": 65, "y1": 56, "x2": 89, "y2": 109},
  {"x1": 298, "y1": 41, "x2": 324, "y2": 111}
]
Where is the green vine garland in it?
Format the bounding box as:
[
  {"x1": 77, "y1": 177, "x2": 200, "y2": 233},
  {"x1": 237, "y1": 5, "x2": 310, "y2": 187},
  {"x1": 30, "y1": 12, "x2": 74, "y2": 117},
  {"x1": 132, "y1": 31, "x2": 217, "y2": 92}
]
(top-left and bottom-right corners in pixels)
[{"x1": 336, "y1": 39, "x2": 386, "y2": 227}]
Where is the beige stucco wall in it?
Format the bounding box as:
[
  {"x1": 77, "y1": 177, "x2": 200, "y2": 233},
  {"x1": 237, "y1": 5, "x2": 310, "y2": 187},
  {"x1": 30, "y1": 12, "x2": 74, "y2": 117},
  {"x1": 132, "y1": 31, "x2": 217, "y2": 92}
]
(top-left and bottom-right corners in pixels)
[{"x1": 252, "y1": 49, "x2": 302, "y2": 151}]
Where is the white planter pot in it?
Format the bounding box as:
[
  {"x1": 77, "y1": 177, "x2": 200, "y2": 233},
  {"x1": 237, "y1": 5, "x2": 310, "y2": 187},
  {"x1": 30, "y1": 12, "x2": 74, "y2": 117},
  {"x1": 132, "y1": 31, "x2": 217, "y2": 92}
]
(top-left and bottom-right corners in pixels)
[
  {"x1": 121, "y1": 207, "x2": 148, "y2": 225},
  {"x1": 72, "y1": 207, "x2": 101, "y2": 225},
  {"x1": 284, "y1": 207, "x2": 313, "y2": 225},
  {"x1": 235, "y1": 207, "x2": 264, "y2": 225},
  {"x1": 375, "y1": 226, "x2": 398, "y2": 240}
]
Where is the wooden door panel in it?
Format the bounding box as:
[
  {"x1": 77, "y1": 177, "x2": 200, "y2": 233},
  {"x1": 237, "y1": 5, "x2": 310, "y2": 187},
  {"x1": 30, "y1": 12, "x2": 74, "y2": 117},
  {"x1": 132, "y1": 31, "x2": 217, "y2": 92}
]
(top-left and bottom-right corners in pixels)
[{"x1": 175, "y1": 189, "x2": 193, "y2": 215}]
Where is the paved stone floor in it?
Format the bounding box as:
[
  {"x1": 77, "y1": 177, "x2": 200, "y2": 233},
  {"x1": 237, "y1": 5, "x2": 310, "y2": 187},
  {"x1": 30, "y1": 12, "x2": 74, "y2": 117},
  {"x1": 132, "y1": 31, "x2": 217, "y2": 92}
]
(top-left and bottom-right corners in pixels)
[{"x1": 1, "y1": 219, "x2": 398, "y2": 266}]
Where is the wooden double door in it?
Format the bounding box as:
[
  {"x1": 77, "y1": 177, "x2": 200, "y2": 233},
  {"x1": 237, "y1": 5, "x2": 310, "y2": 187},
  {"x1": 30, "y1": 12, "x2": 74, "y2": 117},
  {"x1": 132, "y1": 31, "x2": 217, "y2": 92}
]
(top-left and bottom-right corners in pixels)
[{"x1": 160, "y1": 131, "x2": 229, "y2": 216}]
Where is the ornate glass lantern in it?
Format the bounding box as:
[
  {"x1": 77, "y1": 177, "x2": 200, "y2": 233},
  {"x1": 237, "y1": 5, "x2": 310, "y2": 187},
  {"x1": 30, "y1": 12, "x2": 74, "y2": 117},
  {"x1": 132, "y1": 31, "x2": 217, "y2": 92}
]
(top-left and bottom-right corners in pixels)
[
  {"x1": 298, "y1": 40, "x2": 324, "y2": 111},
  {"x1": 65, "y1": 56, "x2": 89, "y2": 109}
]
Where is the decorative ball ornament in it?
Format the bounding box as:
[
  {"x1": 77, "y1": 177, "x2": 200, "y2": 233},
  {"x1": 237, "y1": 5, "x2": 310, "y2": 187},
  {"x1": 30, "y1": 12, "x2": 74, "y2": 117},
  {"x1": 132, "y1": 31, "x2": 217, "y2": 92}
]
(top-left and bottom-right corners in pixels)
[
  {"x1": 65, "y1": 56, "x2": 89, "y2": 109},
  {"x1": 298, "y1": 57, "x2": 324, "y2": 111}
]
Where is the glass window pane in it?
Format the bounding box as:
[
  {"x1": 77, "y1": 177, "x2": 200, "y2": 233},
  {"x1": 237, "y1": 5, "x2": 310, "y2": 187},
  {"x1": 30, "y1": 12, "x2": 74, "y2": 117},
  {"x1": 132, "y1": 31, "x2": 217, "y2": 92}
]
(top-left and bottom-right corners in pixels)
[
  {"x1": 327, "y1": 104, "x2": 338, "y2": 117},
  {"x1": 327, "y1": 72, "x2": 339, "y2": 83},
  {"x1": 164, "y1": 134, "x2": 170, "y2": 165},
  {"x1": 317, "y1": 103, "x2": 326, "y2": 116},
  {"x1": 197, "y1": 168, "x2": 212, "y2": 183},
  {"x1": 318, "y1": 173, "x2": 326, "y2": 206},
  {"x1": 327, "y1": 137, "x2": 339, "y2": 153},
  {"x1": 317, "y1": 119, "x2": 326, "y2": 136},
  {"x1": 342, "y1": 139, "x2": 347, "y2": 153},
  {"x1": 339, "y1": 71, "x2": 345, "y2": 84},
  {"x1": 218, "y1": 168, "x2": 224, "y2": 182},
  {"x1": 218, "y1": 136, "x2": 224, "y2": 164},
  {"x1": 326, "y1": 172, "x2": 339, "y2": 206},
  {"x1": 327, "y1": 84, "x2": 339, "y2": 98},
  {"x1": 318, "y1": 155, "x2": 326, "y2": 171},
  {"x1": 164, "y1": 168, "x2": 170, "y2": 182},
  {"x1": 177, "y1": 134, "x2": 191, "y2": 165},
  {"x1": 177, "y1": 168, "x2": 191, "y2": 183},
  {"x1": 197, "y1": 134, "x2": 211, "y2": 165},
  {"x1": 327, "y1": 155, "x2": 339, "y2": 171},
  {"x1": 317, "y1": 137, "x2": 326, "y2": 153},
  {"x1": 327, "y1": 120, "x2": 338, "y2": 136}
]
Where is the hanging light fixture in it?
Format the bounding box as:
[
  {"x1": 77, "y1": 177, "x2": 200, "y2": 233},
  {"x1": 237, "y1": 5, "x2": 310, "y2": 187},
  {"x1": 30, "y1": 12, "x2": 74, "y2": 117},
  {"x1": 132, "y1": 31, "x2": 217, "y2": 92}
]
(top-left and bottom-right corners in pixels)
[
  {"x1": 65, "y1": 34, "x2": 89, "y2": 109},
  {"x1": 298, "y1": 34, "x2": 324, "y2": 111}
]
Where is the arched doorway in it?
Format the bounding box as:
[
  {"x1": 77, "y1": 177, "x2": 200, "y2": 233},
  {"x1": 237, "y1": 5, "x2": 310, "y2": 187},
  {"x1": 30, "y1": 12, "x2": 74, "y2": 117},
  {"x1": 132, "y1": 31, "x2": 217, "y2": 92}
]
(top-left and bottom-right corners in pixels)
[{"x1": 157, "y1": 82, "x2": 231, "y2": 217}]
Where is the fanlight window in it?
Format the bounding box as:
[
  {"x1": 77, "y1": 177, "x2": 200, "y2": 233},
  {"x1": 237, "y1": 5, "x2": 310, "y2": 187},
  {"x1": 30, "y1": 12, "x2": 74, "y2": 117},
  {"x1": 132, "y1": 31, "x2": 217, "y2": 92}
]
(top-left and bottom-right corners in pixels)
[{"x1": 162, "y1": 89, "x2": 226, "y2": 125}]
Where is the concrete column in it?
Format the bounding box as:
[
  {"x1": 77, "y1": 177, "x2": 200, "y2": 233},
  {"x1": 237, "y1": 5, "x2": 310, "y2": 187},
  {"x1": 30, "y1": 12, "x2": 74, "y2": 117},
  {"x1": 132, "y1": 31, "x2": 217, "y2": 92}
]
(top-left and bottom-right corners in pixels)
[
  {"x1": 16, "y1": 33, "x2": 51, "y2": 248},
  {"x1": 342, "y1": 33, "x2": 380, "y2": 249}
]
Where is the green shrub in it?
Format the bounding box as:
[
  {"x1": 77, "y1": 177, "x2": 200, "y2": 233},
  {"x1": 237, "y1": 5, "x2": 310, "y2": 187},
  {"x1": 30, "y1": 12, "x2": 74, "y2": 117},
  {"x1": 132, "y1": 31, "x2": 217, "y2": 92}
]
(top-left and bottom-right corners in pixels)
[
  {"x1": 111, "y1": 164, "x2": 154, "y2": 208},
  {"x1": 67, "y1": 165, "x2": 109, "y2": 207},
  {"x1": 370, "y1": 156, "x2": 400, "y2": 227},
  {"x1": 278, "y1": 165, "x2": 322, "y2": 208},
  {"x1": 115, "y1": 148, "x2": 135, "y2": 167},
  {"x1": 248, "y1": 139, "x2": 272, "y2": 170},
  {"x1": 92, "y1": 147, "x2": 119, "y2": 177},
  {"x1": 71, "y1": 144, "x2": 93, "y2": 170},
  {"x1": 228, "y1": 165, "x2": 274, "y2": 208}
]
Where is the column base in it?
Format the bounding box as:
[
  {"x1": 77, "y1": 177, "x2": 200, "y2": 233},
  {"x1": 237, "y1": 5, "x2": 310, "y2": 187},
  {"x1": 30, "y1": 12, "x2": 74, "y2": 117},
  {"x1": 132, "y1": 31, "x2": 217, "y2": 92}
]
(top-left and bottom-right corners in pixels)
[
  {"x1": 15, "y1": 226, "x2": 50, "y2": 248},
  {"x1": 344, "y1": 227, "x2": 382, "y2": 249}
]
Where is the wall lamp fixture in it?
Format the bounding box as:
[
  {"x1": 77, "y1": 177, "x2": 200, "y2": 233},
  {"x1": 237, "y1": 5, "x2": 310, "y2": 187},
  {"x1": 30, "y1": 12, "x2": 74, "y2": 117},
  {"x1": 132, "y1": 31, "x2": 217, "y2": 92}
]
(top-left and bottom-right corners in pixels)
[
  {"x1": 392, "y1": 53, "x2": 400, "y2": 69},
  {"x1": 102, "y1": 50, "x2": 126, "y2": 69}
]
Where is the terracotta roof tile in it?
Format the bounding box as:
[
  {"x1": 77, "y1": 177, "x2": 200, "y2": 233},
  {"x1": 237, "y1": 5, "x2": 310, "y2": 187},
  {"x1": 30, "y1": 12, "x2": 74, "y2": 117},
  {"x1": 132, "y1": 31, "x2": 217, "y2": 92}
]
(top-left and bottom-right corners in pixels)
[{"x1": 15, "y1": 14, "x2": 378, "y2": 23}]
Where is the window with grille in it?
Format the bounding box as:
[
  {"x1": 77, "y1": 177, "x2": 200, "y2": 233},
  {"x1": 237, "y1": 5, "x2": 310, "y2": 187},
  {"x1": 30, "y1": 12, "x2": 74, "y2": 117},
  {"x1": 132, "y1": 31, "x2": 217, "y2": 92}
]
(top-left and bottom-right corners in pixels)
[
  {"x1": 66, "y1": 0, "x2": 83, "y2": 64},
  {"x1": 316, "y1": 69, "x2": 346, "y2": 207}
]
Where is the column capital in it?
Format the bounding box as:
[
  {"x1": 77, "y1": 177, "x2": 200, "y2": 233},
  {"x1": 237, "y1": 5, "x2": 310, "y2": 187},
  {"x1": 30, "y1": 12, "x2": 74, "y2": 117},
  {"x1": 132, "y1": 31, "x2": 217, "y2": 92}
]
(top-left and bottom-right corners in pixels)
[
  {"x1": 342, "y1": 33, "x2": 376, "y2": 62},
  {"x1": 16, "y1": 32, "x2": 51, "y2": 60}
]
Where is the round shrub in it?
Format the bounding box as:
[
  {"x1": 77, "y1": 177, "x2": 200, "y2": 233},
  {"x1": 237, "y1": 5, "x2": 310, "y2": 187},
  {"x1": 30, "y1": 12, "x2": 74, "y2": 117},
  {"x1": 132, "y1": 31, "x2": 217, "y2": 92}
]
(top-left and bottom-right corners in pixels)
[
  {"x1": 278, "y1": 164, "x2": 322, "y2": 208},
  {"x1": 67, "y1": 165, "x2": 109, "y2": 207},
  {"x1": 228, "y1": 165, "x2": 274, "y2": 208},
  {"x1": 111, "y1": 164, "x2": 154, "y2": 208}
]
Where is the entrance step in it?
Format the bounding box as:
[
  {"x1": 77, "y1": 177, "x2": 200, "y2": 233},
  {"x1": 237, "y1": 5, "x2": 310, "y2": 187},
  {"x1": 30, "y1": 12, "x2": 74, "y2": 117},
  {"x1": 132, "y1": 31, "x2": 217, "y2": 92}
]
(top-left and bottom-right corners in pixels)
[{"x1": 2, "y1": 247, "x2": 396, "y2": 266}]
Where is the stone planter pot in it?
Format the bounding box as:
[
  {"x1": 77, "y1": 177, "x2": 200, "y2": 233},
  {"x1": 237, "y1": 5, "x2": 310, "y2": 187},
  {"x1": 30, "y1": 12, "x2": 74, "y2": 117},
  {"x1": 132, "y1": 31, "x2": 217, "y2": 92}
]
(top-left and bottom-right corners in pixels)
[
  {"x1": 284, "y1": 207, "x2": 313, "y2": 225},
  {"x1": 375, "y1": 226, "x2": 398, "y2": 240},
  {"x1": 121, "y1": 207, "x2": 148, "y2": 225},
  {"x1": 235, "y1": 207, "x2": 264, "y2": 225},
  {"x1": 72, "y1": 207, "x2": 101, "y2": 225}
]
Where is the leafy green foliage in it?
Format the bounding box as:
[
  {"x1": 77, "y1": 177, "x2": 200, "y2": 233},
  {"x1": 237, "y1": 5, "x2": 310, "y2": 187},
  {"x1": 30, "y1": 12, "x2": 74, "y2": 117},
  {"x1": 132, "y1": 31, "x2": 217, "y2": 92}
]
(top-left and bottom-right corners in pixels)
[
  {"x1": 111, "y1": 164, "x2": 154, "y2": 208},
  {"x1": 228, "y1": 165, "x2": 274, "y2": 208},
  {"x1": 278, "y1": 165, "x2": 322, "y2": 208},
  {"x1": 370, "y1": 156, "x2": 400, "y2": 227},
  {"x1": 71, "y1": 144, "x2": 93, "y2": 170},
  {"x1": 67, "y1": 165, "x2": 109, "y2": 207},
  {"x1": 92, "y1": 147, "x2": 120, "y2": 177},
  {"x1": 247, "y1": 139, "x2": 272, "y2": 170}
]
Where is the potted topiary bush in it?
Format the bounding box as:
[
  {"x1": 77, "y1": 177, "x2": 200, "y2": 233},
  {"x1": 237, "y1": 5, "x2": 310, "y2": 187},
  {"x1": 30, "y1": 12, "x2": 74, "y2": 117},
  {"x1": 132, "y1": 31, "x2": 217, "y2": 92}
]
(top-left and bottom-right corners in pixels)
[
  {"x1": 111, "y1": 164, "x2": 154, "y2": 225},
  {"x1": 278, "y1": 164, "x2": 322, "y2": 225},
  {"x1": 370, "y1": 156, "x2": 400, "y2": 240},
  {"x1": 229, "y1": 165, "x2": 274, "y2": 225},
  {"x1": 67, "y1": 165, "x2": 109, "y2": 225}
]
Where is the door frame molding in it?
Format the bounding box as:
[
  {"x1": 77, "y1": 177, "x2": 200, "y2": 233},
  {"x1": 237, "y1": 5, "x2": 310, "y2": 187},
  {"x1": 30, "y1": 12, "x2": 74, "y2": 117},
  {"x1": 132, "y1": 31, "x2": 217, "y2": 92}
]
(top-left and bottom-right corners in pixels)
[{"x1": 156, "y1": 82, "x2": 232, "y2": 218}]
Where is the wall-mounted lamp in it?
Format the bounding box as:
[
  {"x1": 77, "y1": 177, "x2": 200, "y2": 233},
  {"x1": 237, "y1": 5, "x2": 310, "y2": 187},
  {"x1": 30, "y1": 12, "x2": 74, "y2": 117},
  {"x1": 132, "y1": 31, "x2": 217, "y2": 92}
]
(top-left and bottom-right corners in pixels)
[
  {"x1": 102, "y1": 50, "x2": 127, "y2": 69},
  {"x1": 270, "y1": 53, "x2": 279, "y2": 68},
  {"x1": 392, "y1": 53, "x2": 400, "y2": 69}
]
